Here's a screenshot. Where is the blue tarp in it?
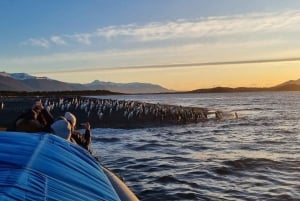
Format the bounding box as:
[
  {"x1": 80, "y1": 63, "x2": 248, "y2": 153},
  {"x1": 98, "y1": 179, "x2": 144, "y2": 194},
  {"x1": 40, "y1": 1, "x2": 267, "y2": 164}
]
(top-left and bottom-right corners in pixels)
[{"x1": 0, "y1": 131, "x2": 120, "y2": 201}]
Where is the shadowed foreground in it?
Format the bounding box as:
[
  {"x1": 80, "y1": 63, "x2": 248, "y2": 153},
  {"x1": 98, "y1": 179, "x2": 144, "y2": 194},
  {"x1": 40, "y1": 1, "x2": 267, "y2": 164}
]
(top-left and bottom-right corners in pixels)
[{"x1": 0, "y1": 96, "x2": 210, "y2": 129}]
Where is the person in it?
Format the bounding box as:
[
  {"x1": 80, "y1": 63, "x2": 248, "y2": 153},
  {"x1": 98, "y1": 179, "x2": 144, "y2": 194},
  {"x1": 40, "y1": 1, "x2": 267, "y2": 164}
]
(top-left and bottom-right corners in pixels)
[
  {"x1": 34, "y1": 101, "x2": 54, "y2": 132},
  {"x1": 14, "y1": 101, "x2": 54, "y2": 133},
  {"x1": 50, "y1": 116, "x2": 72, "y2": 140},
  {"x1": 51, "y1": 112, "x2": 92, "y2": 152}
]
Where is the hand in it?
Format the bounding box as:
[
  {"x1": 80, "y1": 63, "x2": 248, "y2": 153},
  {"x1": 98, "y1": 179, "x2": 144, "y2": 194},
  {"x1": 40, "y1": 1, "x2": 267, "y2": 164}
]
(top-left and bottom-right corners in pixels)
[
  {"x1": 84, "y1": 122, "x2": 91, "y2": 130},
  {"x1": 32, "y1": 101, "x2": 44, "y2": 112}
]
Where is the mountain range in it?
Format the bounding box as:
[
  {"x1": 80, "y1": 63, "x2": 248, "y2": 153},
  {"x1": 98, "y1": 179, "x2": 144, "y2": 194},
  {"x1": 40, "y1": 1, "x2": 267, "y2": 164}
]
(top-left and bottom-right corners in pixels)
[
  {"x1": 1, "y1": 72, "x2": 300, "y2": 94},
  {"x1": 0, "y1": 72, "x2": 173, "y2": 94}
]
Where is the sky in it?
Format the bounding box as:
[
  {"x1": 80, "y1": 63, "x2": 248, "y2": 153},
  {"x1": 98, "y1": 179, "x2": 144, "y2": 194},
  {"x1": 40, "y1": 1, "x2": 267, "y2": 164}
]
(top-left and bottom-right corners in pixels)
[{"x1": 1, "y1": 0, "x2": 300, "y2": 91}]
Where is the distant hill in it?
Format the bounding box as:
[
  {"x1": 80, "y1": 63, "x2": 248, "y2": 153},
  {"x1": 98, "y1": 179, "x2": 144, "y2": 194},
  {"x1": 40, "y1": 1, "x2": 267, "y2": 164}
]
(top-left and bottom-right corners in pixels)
[
  {"x1": 189, "y1": 79, "x2": 300, "y2": 93},
  {"x1": 190, "y1": 87, "x2": 266, "y2": 93},
  {"x1": 0, "y1": 72, "x2": 172, "y2": 94},
  {"x1": 275, "y1": 79, "x2": 300, "y2": 87},
  {"x1": 86, "y1": 80, "x2": 171, "y2": 94},
  {"x1": 267, "y1": 79, "x2": 300, "y2": 91},
  {"x1": 270, "y1": 84, "x2": 300, "y2": 91}
]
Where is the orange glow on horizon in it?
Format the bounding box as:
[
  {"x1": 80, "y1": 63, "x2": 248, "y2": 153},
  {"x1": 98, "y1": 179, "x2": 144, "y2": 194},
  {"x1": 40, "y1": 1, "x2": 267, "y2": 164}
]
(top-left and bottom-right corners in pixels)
[{"x1": 34, "y1": 62, "x2": 300, "y2": 91}]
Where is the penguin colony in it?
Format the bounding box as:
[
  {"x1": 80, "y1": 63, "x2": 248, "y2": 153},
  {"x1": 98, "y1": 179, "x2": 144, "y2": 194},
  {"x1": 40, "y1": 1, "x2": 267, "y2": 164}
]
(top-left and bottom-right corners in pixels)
[
  {"x1": 0, "y1": 97, "x2": 237, "y2": 129},
  {"x1": 41, "y1": 97, "x2": 210, "y2": 128}
]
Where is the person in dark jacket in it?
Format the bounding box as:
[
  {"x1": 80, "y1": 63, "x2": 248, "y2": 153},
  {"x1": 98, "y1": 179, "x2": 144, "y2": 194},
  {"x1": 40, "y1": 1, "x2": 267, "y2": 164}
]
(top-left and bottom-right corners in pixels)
[
  {"x1": 51, "y1": 112, "x2": 92, "y2": 152},
  {"x1": 15, "y1": 101, "x2": 54, "y2": 133}
]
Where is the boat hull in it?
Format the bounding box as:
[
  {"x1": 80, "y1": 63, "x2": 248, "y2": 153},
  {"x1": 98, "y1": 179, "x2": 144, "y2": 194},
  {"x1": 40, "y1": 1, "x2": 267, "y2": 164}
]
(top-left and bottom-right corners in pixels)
[{"x1": 0, "y1": 131, "x2": 138, "y2": 201}]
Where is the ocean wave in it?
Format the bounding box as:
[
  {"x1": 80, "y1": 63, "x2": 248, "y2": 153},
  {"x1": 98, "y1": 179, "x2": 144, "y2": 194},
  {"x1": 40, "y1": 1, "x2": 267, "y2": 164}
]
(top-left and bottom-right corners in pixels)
[
  {"x1": 222, "y1": 158, "x2": 300, "y2": 173},
  {"x1": 126, "y1": 142, "x2": 162, "y2": 151},
  {"x1": 155, "y1": 175, "x2": 180, "y2": 184},
  {"x1": 223, "y1": 158, "x2": 278, "y2": 170},
  {"x1": 93, "y1": 136, "x2": 121, "y2": 143}
]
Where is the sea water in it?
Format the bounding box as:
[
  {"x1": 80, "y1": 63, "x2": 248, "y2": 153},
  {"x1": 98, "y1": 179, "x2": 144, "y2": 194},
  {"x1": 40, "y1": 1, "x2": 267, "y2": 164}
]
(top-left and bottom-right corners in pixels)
[{"x1": 90, "y1": 92, "x2": 300, "y2": 201}]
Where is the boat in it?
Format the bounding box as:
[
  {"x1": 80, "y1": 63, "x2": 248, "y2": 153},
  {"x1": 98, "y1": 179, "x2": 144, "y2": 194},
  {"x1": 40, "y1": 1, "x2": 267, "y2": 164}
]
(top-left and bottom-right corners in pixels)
[{"x1": 0, "y1": 131, "x2": 139, "y2": 201}]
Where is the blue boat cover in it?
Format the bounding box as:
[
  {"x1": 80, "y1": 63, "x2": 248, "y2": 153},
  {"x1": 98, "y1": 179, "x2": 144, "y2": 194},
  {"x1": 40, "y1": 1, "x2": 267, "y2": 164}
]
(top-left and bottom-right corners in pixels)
[{"x1": 0, "y1": 131, "x2": 120, "y2": 201}]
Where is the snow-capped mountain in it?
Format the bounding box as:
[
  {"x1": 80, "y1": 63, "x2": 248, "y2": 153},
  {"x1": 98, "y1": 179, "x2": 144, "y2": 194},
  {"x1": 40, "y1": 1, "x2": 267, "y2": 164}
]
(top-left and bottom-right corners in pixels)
[
  {"x1": 9, "y1": 73, "x2": 38, "y2": 80},
  {"x1": 0, "y1": 72, "x2": 173, "y2": 93},
  {"x1": 0, "y1": 72, "x2": 47, "y2": 80}
]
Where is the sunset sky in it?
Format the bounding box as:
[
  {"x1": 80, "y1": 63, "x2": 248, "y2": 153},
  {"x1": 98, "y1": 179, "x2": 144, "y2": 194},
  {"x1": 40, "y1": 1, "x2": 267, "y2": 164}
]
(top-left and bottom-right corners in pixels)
[{"x1": 1, "y1": 0, "x2": 300, "y2": 91}]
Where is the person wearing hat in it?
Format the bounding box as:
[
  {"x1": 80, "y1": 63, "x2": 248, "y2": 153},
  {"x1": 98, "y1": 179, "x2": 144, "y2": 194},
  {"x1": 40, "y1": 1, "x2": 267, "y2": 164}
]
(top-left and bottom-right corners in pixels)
[
  {"x1": 33, "y1": 101, "x2": 54, "y2": 132},
  {"x1": 14, "y1": 101, "x2": 54, "y2": 133},
  {"x1": 50, "y1": 116, "x2": 72, "y2": 140},
  {"x1": 51, "y1": 112, "x2": 92, "y2": 152}
]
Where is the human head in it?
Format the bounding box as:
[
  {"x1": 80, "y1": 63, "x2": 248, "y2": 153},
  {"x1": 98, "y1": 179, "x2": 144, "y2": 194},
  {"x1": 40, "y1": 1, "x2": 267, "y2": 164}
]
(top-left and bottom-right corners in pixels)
[
  {"x1": 32, "y1": 101, "x2": 43, "y2": 112},
  {"x1": 64, "y1": 112, "x2": 77, "y2": 128},
  {"x1": 50, "y1": 118, "x2": 72, "y2": 140}
]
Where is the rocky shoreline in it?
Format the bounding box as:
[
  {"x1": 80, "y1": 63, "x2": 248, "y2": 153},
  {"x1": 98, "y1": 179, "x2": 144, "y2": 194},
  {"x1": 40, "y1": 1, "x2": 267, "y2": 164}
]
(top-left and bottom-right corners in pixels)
[{"x1": 0, "y1": 96, "x2": 211, "y2": 130}]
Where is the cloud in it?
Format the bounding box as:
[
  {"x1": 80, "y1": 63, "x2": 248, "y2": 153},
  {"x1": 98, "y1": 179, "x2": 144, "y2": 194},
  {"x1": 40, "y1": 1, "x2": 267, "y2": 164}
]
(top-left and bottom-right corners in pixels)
[
  {"x1": 68, "y1": 33, "x2": 92, "y2": 45},
  {"x1": 23, "y1": 36, "x2": 66, "y2": 48},
  {"x1": 24, "y1": 38, "x2": 50, "y2": 48},
  {"x1": 50, "y1": 36, "x2": 67, "y2": 45},
  {"x1": 22, "y1": 9, "x2": 300, "y2": 48},
  {"x1": 94, "y1": 10, "x2": 300, "y2": 41}
]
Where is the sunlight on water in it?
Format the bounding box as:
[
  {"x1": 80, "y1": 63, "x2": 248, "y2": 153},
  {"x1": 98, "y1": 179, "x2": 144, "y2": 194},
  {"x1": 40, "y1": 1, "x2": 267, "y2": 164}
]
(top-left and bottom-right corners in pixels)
[{"x1": 189, "y1": 150, "x2": 296, "y2": 161}]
